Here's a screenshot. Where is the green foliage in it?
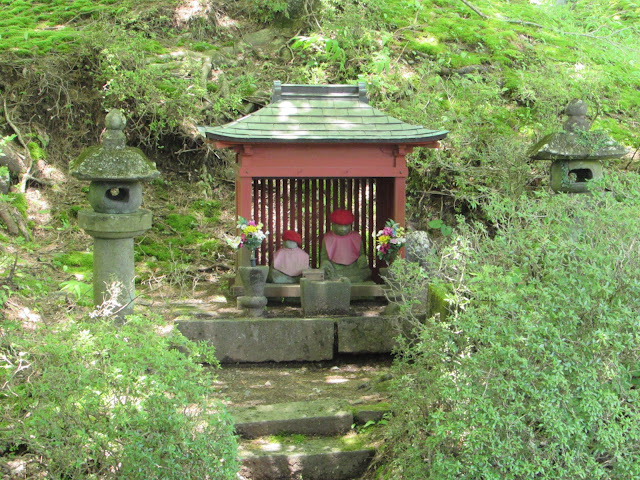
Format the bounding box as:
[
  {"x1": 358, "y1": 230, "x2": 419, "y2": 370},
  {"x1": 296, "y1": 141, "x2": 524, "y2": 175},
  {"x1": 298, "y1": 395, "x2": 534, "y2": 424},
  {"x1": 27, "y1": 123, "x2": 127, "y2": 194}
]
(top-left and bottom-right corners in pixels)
[
  {"x1": 0, "y1": 313, "x2": 238, "y2": 479},
  {"x1": 26, "y1": 141, "x2": 46, "y2": 161},
  {"x1": 240, "y1": 0, "x2": 291, "y2": 23},
  {"x1": 166, "y1": 213, "x2": 198, "y2": 232},
  {"x1": 0, "y1": 192, "x2": 28, "y2": 217},
  {"x1": 59, "y1": 279, "x2": 92, "y2": 306},
  {"x1": 95, "y1": 27, "x2": 207, "y2": 149},
  {"x1": 427, "y1": 219, "x2": 452, "y2": 237},
  {"x1": 0, "y1": 0, "x2": 179, "y2": 55},
  {"x1": 383, "y1": 173, "x2": 640, "y2": 479},
  {"x1": 53, "y1": 251, "x2": 93, "y2": 276},
  {"x1": 200, "y1": 239, "x2": 222, "y2": 256},
  {"x1": 0, "y1": 135, "x2": 16, "y2": 155},
  {"x1": 192, "y1": 199, "x2": 222, "y2": 223}
]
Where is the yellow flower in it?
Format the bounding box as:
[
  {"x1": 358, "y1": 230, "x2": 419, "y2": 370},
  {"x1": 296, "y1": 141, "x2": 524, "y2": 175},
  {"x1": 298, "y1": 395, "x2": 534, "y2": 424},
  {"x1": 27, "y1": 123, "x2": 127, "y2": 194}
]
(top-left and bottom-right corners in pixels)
[
  {"x1": 244, "y1": 225, "x2": 258, "y2": 233},
  {"x1": 378, "y1": 235, "x2": 391, "y2": 245}
]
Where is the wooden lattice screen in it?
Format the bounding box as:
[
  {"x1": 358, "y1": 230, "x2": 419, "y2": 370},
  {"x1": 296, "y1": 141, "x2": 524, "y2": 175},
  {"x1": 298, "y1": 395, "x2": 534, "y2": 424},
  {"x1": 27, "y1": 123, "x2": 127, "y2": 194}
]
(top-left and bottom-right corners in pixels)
[{"x1": 251, "y1": 177, "x2": 395, "y2": 271}]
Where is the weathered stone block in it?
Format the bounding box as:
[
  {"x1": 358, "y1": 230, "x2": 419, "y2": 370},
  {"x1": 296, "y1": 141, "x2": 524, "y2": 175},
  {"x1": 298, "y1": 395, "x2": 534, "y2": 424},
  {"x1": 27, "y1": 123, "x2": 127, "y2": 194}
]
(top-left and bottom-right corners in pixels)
[
  {"x1": 300, "y1": 278, "x2": 351, "y2": 316},
  {"x1": 175, "y1": 317, "x2": 334, "y2": 363},
  {"x1": 337, "y1": 316, "x2": 399, "y2": 354}
]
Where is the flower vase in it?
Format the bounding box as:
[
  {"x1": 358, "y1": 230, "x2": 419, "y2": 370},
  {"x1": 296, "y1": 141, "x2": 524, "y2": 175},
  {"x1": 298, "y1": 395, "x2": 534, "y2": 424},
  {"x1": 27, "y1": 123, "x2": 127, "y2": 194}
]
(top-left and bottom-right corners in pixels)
[{"x1": 237, "y1": 265, "x2": 268, "y2": 317}]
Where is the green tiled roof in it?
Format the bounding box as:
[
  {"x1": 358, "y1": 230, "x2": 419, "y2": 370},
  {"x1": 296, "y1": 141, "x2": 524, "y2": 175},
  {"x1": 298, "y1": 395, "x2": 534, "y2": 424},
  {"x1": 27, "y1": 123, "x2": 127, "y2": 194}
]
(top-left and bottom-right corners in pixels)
[{"x1": 199, "y1": 82, "x2": 448, "y2": 144}]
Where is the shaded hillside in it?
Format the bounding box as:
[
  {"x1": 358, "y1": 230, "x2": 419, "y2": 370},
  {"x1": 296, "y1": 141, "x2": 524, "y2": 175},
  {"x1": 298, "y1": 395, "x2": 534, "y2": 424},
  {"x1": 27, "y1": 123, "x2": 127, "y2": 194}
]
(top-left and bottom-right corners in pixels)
[{"x1": 0, "y1": 0, "x2": 638, "y2": 222}]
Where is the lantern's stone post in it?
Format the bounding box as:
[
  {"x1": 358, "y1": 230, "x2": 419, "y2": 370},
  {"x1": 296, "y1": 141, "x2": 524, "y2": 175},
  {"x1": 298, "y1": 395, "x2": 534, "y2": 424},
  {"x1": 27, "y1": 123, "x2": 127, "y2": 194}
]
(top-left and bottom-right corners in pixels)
[{"x1": 70, "y1": 110, "x2": 159, "y2": 317}]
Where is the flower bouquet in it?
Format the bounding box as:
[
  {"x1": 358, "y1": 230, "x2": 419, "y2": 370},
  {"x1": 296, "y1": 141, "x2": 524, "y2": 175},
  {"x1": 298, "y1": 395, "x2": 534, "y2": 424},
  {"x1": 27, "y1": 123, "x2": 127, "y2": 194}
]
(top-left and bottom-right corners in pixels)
[
  {"x1": 229, "y1": 217, "x2": 269, "y2": 266},
  {"x1": 374, "y1": 219, "x2": 406, "y2": 264}
]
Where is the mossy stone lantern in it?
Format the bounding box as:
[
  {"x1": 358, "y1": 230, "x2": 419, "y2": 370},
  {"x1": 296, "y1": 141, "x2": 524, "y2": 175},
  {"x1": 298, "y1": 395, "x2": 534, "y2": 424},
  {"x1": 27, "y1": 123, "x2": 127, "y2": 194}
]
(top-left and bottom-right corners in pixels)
[
  {"x1": 529, "y1": 100, "x2": 627, "y2": 193},
  {"x1": 70, "y1": 109, "x2": 159, "y2": 316}
]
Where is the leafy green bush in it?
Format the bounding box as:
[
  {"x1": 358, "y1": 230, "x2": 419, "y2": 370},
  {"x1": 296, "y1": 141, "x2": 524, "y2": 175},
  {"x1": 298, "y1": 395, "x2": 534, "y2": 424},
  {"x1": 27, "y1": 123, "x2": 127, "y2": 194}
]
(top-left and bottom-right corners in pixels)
[
  {"x1": 382, "y1": 172, "x2": 640, "y2": 479},
  {"x1": 0, "y1": 314, "x2": 238, "y2": 479}
]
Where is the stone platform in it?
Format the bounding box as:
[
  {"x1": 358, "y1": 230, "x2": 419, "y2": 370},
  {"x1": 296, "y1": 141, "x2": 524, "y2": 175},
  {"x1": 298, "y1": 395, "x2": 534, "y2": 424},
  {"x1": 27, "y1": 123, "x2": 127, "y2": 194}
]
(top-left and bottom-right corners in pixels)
[
  {"x1": 175, "y1": 314, "x2": 402, "y2": 363},
  {"x1": 231, "y1": 282, "x2": 385, "y2": 298}
]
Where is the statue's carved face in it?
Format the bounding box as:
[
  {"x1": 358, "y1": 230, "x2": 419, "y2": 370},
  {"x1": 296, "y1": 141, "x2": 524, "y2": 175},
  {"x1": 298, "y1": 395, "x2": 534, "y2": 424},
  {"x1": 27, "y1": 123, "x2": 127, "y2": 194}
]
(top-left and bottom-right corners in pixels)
[
  {"x1": 331, "y1": 223, "x2": 352, "y2": 236},
  {"x1": 283, "y1": 240, "x2": 298, "y2": 249}
]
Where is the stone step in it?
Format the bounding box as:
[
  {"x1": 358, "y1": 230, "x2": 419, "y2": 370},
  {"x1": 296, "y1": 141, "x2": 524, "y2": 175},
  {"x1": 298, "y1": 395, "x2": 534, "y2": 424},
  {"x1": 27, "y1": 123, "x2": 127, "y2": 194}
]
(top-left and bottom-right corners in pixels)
[
  {"x1": 232, "y1": 399, "x2": 352, "y2": 439},
  {"x1": 238, "y1": 434, "x2": 375, "y2": 480},
  {"x1": 176, "y1": 315, "x2": 403, "y2": 362}
]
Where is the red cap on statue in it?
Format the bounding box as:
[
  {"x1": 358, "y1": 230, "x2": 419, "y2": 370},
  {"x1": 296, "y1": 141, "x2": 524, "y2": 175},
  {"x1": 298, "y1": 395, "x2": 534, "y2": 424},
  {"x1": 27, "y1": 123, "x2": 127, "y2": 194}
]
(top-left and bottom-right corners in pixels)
[
  {"x1": 330, "y1": 209, "x2": 354, "y2": 225},
  {"x1": 282, "y1": 230, "x2": 302, "y2": 245}
]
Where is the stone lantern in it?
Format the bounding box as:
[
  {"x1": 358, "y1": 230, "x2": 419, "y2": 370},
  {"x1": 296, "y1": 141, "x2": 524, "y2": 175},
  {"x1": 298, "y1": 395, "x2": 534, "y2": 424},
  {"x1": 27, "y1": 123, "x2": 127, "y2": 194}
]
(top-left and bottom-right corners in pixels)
[
  {"x1": 529, "y1": 100, "x2": 627, "y2": 193},
  {"x1": 70, "y1": 109, "x2": 159, "y2": 316}
]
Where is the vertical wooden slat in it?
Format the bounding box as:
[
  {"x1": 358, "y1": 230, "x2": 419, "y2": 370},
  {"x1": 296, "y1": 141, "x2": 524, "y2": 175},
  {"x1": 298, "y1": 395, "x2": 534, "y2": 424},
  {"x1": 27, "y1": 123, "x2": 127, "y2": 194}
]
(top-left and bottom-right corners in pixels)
[
  {"x1": 252, "y1": 179, "x2": 258, "y2": 222},
  {"x1": 368, "y1": 179, "x2": 375, "y2": 270},
  {"x1": 289, "y1": 178, "x2": 296, "y2": 232},
  {"x1": 324, "y1": 179, "x2": 336, "y2": 232},
  {"x1": 331, "y1": 179, "x2": 338, "y2": 213},
  {"x1": 317, "y1": 179, "x2": 324, "y2": 268},
  {"x1": 275, "y1": 178, "x2": 281, "y2": 251},
  {"x1": 267, "y1": 179, "x2": 274, "y2": 265},
  {"x1": 259, "y1": 179, "x2": 266, "y2": 264},
  {"x1": 347, "y1": 179, "x2": 353, "y2": 212},
  {"x1": 304, "y1": 179, "x2": 310, "y2": 258},
  {"x1": 311, "y1": 179, "x2": 317, "y2": 267},
  {"x1": 252, "y1": 179, "x2": 259, "y2": 262},
  {"x1": 359, "y1": 178, "x2": 366, "y2": 250},
  {"x1": 282, "y1": 179, "x2": 289, "y2": 237},
  {"x1": 297, "y1": 179, "x2": 303, "y2": 236},
  {"x1": 353, "y1": 179, "x2": 360, "y2": 233}
]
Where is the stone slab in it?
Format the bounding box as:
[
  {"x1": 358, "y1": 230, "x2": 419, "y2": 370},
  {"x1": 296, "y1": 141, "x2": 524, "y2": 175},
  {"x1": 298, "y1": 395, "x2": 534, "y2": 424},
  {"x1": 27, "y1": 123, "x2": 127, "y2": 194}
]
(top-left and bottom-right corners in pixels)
[
  {"x1": 354, "y1": 409, "x2": 387, "y2": 426},
  {"x1": 301, "y1": 278, "x2": 351, "y2": 316},
  {"x1": 232, "y1": 400, "x2": 352, "y2": 438},
  {"x1": 240, "y1": 436, "x2": 374, "y2": 480},
  {"x1": 175, "y1": 317, "x2": 334, "y2": 363},
  {"x1": 337, "y1": 316, "x2": 399, "y2": 354}
]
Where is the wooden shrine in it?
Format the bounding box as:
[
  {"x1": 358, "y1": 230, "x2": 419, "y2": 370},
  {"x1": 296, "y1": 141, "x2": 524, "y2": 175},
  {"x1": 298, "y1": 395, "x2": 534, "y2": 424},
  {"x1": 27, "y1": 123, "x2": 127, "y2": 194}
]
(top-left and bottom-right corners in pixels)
[{"x1": 199, "y1": 82, "x2": 447, "y2": 296}]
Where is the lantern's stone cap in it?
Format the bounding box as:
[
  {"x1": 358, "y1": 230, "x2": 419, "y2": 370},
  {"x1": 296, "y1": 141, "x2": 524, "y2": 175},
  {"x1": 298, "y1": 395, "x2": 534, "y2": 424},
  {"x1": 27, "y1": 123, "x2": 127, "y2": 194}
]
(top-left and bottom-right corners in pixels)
[
  {"x1": 529, "y1": 100, "x2": 627, "y2": 161},
  {"x1": 70, "y1": 109, "x2": 160, "y2": 182},
  {"x1": 198, "y1": 82, "x2": 448, "y2": 145},
  {"x1": 529, "y1": 131, "x2": 627, "y2": 161}
]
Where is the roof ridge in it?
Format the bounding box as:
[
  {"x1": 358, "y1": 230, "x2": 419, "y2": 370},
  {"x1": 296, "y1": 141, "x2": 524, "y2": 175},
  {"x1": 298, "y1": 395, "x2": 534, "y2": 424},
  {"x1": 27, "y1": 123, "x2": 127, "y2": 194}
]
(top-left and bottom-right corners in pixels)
[{"x1": 272, "y1": 81, "x2": 368, "y2": 104}]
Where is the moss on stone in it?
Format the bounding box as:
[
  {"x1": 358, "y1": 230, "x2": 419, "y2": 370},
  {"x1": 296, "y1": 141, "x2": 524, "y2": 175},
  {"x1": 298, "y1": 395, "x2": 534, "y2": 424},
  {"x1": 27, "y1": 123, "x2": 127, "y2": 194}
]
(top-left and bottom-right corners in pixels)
[{"x1": 428, "y1": 282, "x2": 452, "y2": 320}]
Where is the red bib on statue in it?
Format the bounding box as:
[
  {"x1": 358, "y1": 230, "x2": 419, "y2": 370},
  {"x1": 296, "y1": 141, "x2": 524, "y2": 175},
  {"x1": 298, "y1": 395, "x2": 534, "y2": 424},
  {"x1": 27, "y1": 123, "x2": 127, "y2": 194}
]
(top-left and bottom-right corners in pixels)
[
  {"x1": 273, "y1": 247, "x2": 310, "y2": 277},
  {"x1": 323, "y1": 232, "x2": 361, "y2": 265}
]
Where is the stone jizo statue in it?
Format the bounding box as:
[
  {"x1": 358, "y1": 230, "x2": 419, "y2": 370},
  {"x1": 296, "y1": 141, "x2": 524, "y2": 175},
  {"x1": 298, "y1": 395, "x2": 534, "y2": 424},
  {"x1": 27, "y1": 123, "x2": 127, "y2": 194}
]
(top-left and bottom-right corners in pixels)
[
  {"x1": 320, "y1": 209, "x2": 372, "y2": 282},
  {"x1": 269, "y1": 230, "x2": 309, "y2": 284}
]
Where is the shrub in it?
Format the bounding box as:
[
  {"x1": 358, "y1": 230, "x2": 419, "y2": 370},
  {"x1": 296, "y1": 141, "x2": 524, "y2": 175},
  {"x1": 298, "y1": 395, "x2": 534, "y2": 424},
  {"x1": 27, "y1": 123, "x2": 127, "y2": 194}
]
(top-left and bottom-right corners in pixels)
[
  {"x1": 0, "y1": 314, "x2": 238, "y2": 479},
  {"x1": 382, "y1": 172, "x2": 640, "y2": 479}
]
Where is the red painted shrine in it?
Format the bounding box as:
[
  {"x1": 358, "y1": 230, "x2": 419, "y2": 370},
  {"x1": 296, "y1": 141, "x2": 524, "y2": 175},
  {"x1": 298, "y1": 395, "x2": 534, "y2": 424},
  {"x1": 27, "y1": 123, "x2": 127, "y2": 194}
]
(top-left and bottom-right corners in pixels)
[{"x1": 200, "y1": 82, "x2": 447, "y2": 293}]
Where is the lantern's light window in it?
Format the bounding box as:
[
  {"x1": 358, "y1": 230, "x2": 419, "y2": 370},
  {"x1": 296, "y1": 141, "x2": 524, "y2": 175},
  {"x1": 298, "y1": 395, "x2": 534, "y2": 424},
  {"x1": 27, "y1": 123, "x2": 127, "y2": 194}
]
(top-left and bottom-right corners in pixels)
[
  {"x1": 569, "y1": 168, "x2": 594, "y2": 183},
  {"x1": 107, "y1": 187, "x2": 129, "y2": 203}
]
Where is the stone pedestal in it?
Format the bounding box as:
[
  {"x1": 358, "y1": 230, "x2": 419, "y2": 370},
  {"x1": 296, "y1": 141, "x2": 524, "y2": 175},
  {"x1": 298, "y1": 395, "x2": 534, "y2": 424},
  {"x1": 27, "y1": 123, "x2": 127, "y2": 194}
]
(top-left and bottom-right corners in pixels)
[
  {"x1": 301, "y1": 278, "x2": 351, "y2": 316},
  {"x1": 78, "y1": 209, "x2": 152, "y2": 316},
  {"x1": 238, "y1": 266, "x2": 269, "y2": 317}
]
